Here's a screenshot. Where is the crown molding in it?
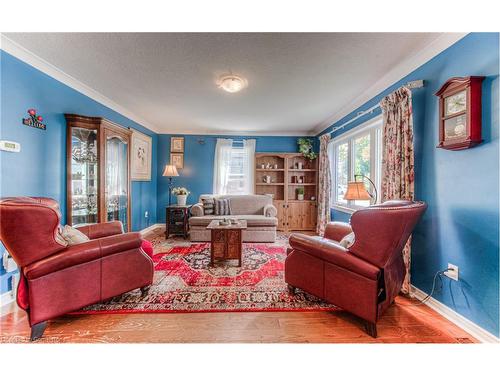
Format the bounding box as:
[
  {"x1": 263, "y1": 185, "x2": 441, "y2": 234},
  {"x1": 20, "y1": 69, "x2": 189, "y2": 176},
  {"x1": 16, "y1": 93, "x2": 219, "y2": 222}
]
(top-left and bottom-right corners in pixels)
[
  {"x1": 313, "y1": 32, "x2": 469, "y2": 135},
  {"x1": 158, "y1": 128, "x2": 311, "y2": 136},
  {"x1": 0, "y1": 34, "x2": 162, "y2": 134}
]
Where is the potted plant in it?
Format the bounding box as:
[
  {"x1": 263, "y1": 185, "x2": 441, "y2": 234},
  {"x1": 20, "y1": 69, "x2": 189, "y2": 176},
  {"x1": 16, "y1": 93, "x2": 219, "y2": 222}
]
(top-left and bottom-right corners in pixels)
[
  {"x1": 172, "y1": 187, "x2": 190, "y2": 206},
  {"x1": 297, "y1": 138, "x2": 317, "y2": 161},
  {"x1": 296, "y1": 187, "x2": 305, "y2": 201}
]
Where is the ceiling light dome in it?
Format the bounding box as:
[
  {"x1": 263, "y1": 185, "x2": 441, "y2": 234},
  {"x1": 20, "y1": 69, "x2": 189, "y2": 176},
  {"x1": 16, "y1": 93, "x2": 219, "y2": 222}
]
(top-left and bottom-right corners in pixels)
[{"x1": 217, "y1": 74, "x2": 248, "y2": 93}]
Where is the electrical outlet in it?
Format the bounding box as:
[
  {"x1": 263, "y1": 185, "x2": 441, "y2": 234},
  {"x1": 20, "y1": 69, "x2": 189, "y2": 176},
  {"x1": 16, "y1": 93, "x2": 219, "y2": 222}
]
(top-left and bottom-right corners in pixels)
[
  {"x1": 144, "y1": 211, "x2": 149, "y2": 218},
  {"x1": 444, "y1": 263, "x2": 459, "y2": 281}
]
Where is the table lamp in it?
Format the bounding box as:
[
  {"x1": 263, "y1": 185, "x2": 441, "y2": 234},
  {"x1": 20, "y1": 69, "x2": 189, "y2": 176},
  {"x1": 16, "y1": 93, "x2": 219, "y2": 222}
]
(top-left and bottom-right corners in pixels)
[
  {"x1": 343, "y1": 174, "x2": 378, "y2": 204},
  {"x1": 163, "y1": 164, "x2": 179, "y2": 206}
]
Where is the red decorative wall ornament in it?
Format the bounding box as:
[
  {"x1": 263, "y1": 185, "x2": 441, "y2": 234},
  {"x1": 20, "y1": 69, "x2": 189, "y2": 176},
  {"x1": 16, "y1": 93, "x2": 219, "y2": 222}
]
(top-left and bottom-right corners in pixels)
[
  {"x1": 22, "y1": 108, "x2": 46, "y2": 130},
  {"x1": 435, "y1": 76, "x2": 484, "y2": 150}
]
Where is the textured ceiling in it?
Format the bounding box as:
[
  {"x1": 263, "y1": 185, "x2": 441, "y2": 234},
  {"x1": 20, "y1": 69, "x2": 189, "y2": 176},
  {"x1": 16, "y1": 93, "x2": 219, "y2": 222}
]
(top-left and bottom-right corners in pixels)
[{"x1": 5, "y1": 32, "x2": 445, "y2": 135}]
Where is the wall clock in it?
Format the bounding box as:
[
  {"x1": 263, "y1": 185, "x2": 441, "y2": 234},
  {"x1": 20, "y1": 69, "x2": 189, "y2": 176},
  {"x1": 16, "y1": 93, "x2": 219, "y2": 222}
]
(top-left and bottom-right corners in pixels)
[{"x1": 435, "y1": 76, "x2": 484, "y2": 150}]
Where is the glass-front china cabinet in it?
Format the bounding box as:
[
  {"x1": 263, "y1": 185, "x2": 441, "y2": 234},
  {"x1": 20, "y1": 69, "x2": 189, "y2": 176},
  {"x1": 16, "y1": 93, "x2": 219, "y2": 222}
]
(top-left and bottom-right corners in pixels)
[{"x1": 65, "y1": 114, "x2": 131, "y2": 232}]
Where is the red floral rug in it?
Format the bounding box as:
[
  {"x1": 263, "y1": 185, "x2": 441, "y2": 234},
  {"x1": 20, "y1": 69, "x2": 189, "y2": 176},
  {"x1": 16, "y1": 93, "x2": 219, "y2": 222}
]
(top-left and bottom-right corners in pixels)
[{"x1": 80, "y1": 236, "x2": 338, "y2": 314}]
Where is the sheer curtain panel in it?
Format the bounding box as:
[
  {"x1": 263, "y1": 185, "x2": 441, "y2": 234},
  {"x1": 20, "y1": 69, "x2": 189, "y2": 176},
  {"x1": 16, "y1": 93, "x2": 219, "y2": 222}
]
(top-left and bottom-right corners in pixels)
[{"x1": 213, "y1": 138, "x2": 233, "y2": 195}]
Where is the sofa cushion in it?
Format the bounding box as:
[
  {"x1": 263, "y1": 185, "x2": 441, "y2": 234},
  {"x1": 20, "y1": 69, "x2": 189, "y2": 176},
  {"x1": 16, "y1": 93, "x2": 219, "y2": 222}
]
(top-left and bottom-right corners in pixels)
[
  {"x1": 201, "y1": 197, "x2": 214, "y2": 215},
  {"x1": 189, "y1": 215, "x2": 277, "y2": 227},
  {"x1": 214, "y1": 198, "x2": 231, "y2": 215},
  {"x1": 340, "y1": 232, "x2": 355, "y2": 248},
  {"x1": 61, "y1": 225, "x2": 89, "y2": 245}
]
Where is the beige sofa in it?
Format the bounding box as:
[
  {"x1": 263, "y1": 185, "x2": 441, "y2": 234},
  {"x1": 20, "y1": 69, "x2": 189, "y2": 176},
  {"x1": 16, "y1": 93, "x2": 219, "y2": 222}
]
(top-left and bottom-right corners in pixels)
[{"x1": 189, "y1": 194, "x2": 278, "y2": 242}]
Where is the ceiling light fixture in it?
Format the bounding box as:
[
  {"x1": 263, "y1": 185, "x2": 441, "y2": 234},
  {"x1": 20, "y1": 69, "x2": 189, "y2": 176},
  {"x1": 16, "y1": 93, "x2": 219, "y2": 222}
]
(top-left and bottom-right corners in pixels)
[{"x1": 217, "y1": 74, "x2": 248, "y2": 93}]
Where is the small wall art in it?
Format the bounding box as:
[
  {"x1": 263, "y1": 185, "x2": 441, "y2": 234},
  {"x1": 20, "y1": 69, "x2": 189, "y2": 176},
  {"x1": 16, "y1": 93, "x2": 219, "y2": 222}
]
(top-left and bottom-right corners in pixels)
[
  {"x1": 22, "y1": 108, "x2": 46, "y2": 130},
  {"x1": 131, "y1": 129, "x2": 152, "y2": 180},
  {"x1": 171, "y1": 152, "x2": 184, "y2": 169},
  {"x1": 171, "y1": 137, "x2": 184, "y2": 153}
]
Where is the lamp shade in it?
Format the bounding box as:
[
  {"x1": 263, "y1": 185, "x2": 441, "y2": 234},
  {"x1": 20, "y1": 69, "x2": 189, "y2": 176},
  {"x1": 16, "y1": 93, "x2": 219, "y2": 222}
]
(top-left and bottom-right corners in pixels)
[
  {"x1": 162, "y1": 164, "x2": 179, "y2": 177},
  {"x1": 343, "y1": 181, "x2": 371, "y2": 201}
]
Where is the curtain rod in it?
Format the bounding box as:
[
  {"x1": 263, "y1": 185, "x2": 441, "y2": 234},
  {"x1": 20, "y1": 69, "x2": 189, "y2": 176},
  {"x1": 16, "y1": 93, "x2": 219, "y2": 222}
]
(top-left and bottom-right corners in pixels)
[{"x1": 328, "y1": 80, "x2": 424, "y2": 135}]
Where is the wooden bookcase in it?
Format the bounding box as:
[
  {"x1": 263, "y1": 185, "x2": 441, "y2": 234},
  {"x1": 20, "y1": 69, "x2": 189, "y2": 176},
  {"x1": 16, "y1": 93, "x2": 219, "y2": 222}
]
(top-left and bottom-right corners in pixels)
[{"x1": 255, "y1": 153, "x2": 318, "y2": 232}]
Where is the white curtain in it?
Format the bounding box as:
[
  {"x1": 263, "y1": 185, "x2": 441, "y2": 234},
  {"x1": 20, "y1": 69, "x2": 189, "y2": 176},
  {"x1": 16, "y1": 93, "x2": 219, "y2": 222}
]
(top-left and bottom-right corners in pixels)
[
  {"x1": 241, "y1": 139, "x2": 256, "y2": 194},
  {"x1": 213, "y1": 138, "x2": 233, "y2": 195}
]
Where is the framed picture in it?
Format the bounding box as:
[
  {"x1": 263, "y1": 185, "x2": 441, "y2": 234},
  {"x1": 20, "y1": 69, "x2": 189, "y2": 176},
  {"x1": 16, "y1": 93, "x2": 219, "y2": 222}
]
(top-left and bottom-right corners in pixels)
[
  {"x1": 131, "y1": 130, "x2": 152, "y2": 180},
  {"x1": 171, "y1": 137, "x2": 184, "y2": 153},
  {"x1": 170, "y1": 153, "x2": 184, "y2": 169}
]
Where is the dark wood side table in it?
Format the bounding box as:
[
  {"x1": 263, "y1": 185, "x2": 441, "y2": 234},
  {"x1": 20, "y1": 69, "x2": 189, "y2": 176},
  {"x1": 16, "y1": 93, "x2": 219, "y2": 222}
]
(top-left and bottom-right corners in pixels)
[
  {"x1": 207, "y1": 220, "x2": 247, "y2": 267},
  {"x1": 165, "y1": 205, "x2": 192, "y2": 239}
]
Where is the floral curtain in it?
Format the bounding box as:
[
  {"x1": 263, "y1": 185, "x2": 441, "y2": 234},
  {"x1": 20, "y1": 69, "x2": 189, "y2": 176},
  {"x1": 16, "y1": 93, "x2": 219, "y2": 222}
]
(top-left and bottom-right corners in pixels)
[
  {"x1": 317, "y1": 133, "x2": 331, "y2": 235},
  {"x1": 380, "y1": 86, "x2": 415, "y2": 294}
]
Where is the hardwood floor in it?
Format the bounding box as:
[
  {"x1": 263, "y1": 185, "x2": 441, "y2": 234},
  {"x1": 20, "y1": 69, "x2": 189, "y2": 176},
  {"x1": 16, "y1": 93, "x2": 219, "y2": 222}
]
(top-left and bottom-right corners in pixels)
[
  {"x1": 0, "y1": 230, "x2": 477, "y2": 343},
  {"x1": 0, "y1": 296, "x2": 477, "y2": 343}
]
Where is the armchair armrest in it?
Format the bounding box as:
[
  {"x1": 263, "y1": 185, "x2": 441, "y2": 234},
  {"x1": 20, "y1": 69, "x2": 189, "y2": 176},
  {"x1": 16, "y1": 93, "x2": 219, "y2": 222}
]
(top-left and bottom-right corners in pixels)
[
  {"x1": 24, "y1": 232, "x2": 143, "y2": 279},
  {"x1": 324, "y1": 222, "x2": 352, "y2": 242},
  {"x1": 76, "y1": 221, "x2": 124, "y2": 239},
  {"x1": 190, "y1": 203, "x2": 204, "y2": 217},
  {"x1": 288, "y1": 233, "x2": 380, "y2": 280},
  {"x1": 263, "y1": 204, "x2": 277, "y2": 217}
]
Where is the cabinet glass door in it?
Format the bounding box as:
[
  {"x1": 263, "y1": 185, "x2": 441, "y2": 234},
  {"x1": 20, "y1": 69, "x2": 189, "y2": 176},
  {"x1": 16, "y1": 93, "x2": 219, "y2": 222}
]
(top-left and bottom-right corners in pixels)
[
  {"x1": 105, "y1": 135, "x2": 129, "y2": 231},
  {"x1": 70, "y1": 127, "x2": 98, "y2": 226}
]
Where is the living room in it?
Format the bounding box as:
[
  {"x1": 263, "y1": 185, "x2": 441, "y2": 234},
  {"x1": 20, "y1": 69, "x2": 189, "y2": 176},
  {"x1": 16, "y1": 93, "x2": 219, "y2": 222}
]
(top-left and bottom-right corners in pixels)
[{"x1": 0, "y1": 1, "x2": 499, "y2": 373}]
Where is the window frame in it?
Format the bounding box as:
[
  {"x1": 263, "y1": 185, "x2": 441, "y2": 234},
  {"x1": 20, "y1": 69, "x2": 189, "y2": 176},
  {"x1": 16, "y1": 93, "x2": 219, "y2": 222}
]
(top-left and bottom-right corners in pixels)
[{"x1": 329, "y1": 115, "x2": 383, "y2": 213}]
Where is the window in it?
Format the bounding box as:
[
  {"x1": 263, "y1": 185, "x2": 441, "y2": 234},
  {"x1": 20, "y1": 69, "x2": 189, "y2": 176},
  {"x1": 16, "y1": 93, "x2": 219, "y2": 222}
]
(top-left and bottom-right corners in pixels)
[
  {"x1": 328, "y1": 116, "x2": 382, "y2": 211},
  {"x1": 213, "y1": 139, "x2": 256, "y2": 195},
  {"x1": 226, "y1": 146, "x2": 247, "y2": 195}
]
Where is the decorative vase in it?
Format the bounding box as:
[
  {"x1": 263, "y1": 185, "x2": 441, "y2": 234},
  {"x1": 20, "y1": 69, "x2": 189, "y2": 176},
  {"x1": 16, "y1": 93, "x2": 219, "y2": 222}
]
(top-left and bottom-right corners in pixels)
[
  {"x1": 298, "y1": 194, "x2": 304, "y2": 201},
  {"x1": 177, "y1": 194, "x2": 188, "y2": 206}
]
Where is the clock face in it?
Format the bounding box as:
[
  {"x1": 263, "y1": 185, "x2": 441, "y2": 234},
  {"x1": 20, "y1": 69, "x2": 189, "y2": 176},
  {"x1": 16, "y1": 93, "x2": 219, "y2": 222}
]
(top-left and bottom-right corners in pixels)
[{"x1": 444, "y1": 90, "x2": 467, "y2": 116}]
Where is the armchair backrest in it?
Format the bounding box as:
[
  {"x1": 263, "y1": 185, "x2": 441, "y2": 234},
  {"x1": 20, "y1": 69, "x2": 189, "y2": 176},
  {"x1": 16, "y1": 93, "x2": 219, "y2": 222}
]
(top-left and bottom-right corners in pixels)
[
  {"x1": 348, "y1": 200, "x2": 427, "y2": 268},
  {"x1": 0, "y1": 197, "x2": 66, "y2": 267}
]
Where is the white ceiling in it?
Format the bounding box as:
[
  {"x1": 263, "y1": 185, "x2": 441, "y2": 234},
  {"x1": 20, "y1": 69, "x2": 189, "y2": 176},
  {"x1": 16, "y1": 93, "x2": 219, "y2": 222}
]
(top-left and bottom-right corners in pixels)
[{"x1": 3, "y1": 33, "x2": 463, "y2": 135}]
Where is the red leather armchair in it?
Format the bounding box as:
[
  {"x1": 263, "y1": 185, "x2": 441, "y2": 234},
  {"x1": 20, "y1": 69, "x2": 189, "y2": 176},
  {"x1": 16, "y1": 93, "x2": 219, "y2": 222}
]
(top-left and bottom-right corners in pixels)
[
  {"x1": 285, "y1": 200, "x2": 427, "y2": 337},
  {"x1": 0, "y1": 197, "x2": 154, "y2": 340}
]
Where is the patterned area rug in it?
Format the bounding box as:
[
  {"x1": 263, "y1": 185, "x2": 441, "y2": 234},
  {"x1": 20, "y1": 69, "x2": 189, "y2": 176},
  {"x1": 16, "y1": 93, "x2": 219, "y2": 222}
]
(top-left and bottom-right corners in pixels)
[{"x1": 80, "y1": 233, "x2": 338, "y2": 314}]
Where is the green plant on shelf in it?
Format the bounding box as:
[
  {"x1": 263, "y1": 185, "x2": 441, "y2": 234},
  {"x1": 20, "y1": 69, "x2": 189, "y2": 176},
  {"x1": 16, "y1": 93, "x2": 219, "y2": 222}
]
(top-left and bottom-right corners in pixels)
[
  {"x1": 297, "y1": 138, "x2": 317, "y2": 160},
  {"x1": 296, "y1": 187, "x2": 305, "y2": 195}
]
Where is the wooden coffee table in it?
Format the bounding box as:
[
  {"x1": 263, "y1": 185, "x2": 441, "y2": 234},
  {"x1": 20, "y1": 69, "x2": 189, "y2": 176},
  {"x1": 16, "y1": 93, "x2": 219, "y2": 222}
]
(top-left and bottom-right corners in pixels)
[{"x1": 207, "y1": 220, "x2": 247, "y2": 267}]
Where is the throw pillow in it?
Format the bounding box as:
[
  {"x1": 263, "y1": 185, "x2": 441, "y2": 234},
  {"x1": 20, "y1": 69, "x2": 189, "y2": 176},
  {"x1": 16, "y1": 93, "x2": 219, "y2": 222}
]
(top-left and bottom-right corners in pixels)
[
  {"x1": 339, "y1": 232, "x2": 355, "y2": 248},
  {"x1": 201, "y1": 197, "x2": 215, "y2": 215},
  {"x1": 214, "y1": 198, "x2": 231, "y2": 216},
  {"x1": 61, "y1": 225, "x2": 90, "y2": 245}
]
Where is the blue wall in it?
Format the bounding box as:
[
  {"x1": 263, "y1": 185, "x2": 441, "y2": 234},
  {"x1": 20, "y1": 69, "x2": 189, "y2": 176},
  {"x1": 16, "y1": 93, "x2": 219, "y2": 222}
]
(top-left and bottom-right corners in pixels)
[
  {"x1": 157, "y1": 135, "x2": 306, "y2": 223},
  {"x1": 321, "y1": 33, "x2": 499, "y2": 337},
  {"x1": 0, "y1": 50, "x2": 158, "y2": 293}
]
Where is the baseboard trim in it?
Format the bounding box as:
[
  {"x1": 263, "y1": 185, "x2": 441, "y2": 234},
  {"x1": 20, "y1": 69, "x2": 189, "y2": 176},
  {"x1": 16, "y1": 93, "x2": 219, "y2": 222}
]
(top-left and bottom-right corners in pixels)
[
  {"x1": 411, "y1": 285, "x2": 499, "y2": 343},
  {"x1": 139, "y1": 223, "x2": 165, "y2": 236},
  {"x1": 1, "y1": 291, "x2": 14, "y2": 308}
]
